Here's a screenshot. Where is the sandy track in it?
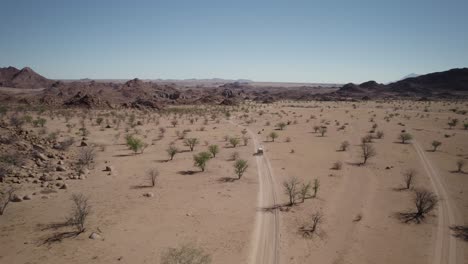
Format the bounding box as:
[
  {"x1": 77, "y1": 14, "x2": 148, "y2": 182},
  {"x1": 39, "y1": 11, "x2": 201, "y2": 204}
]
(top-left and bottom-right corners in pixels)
[
  {"x1": 230, "y1": 119, "x2": 280, "y2": 264},
  {"x1": 413, "y1": 140, "x2": 458, "y2": 264}
]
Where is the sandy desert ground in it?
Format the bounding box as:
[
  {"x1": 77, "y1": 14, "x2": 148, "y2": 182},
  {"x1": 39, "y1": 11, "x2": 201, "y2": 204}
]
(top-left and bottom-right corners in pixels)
[{"x1": 0, "y1": 100, "x2": 467, "y2": 264}]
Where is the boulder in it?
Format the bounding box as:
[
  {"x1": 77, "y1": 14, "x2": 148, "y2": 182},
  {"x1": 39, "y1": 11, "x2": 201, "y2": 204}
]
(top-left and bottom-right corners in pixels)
[{"x1": 89, "y1": 232, "x2": 102, "y2": 240}]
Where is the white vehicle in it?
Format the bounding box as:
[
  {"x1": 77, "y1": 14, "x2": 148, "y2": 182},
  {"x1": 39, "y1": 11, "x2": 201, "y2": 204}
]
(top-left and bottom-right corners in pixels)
[{"x1": 257, "y1": 146, "x2": 264, "y2": 155}]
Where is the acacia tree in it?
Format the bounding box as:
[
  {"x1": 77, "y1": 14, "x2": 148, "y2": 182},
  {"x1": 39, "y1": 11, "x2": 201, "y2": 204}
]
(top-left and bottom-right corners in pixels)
[
  {"x1": 184, "y1": 138, "x2": 199, "y2": 152},
  {"x1": 360, "y1": 142, "x2": 376, "y2": 165},
  {"x1": 229, "y1": 137, "x2": 240, "y2": 148},
  {"x1": 193, "y1": 152, "x2": 211, "y2": 172},
  {"x1": 276, "y1": 122, "x2": 287, "y2": 130},
  {"x1": 166, "y1": 145, "x2": 178, "y2": 161},
  {"x1": 448, "y1": 118, "x2": 458, "y2": 129},
  {"x1": 431, "y1": 140, "x2": 442, "y2": 152},
  {"x1": 283, "y1": 177, "x2": 300, "y2": 206},
  {"x1": 208, "y1": 144, "x2": 219, "y2": 158},
  {"x1": 399, "y1": 132, "x2": 413, "y2": 144},
  {"x1": 269, "y1": 132, "x2": 278, "y2": 142},
  {"x1": 234, "y1": 159, "x2": 248, "y2": 179},
  {"x1": 400, "y1": 189, "x2": 438, "y2": 223}
]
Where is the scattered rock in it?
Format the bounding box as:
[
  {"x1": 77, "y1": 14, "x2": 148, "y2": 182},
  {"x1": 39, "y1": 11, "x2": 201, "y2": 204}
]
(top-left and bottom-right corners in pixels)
[
  {"x1": 56, "y1": 165, "x2": 67, "y2": 172},
  {"x1": 80, "y1": 141, "x2": 88, "y2": 147},
  {"x1": 104, "y1": 166, "x2": 113, "y2": 172},
  {"x1": 11, "y1": 194, "x2": 22, "y2": 202},
  {"x1": 23, "y1": 195, "x2": 32, "y2": 200},
  {"x1": 35, "y1": 152, "x2": 48, "y2": 161},
  {"x1": 57, "y1": 160, "x2": 64, "y2": 165},
  {"x1": 143, "y1": 192, "x2": 154, "y2": 198},
  {"x1": 60, "y1": 183, "x2": 68, "y2": 189},
  {"x1": 89, "y1": 232, "x2": 102, "y2": 240}
]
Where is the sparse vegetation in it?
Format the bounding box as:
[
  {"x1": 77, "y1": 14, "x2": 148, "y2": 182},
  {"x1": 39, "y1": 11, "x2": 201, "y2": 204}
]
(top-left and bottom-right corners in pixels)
[
  {"x1": 431, "y1": 140, "x2": 442, "y2": 151},
  {"x1": 160, "y1": 244, "x2": 211, "y2": 264},
  {"x1": 193, "y1": 152, "x2": 211, "y2": 172},
  {"x1": 67, "y1": 193, "x2": 91, "y2": 233},
  {"x1": 340, "y1": 140, "x2": 350, "y2": 151},
  {"x1": 398, "y1": 132, "x2": 413, "y2": 144},
  {"x1": 184, "y1": 138, "x2": 199, "y2": 152},
  {"x1": 147, "y1": 168, "x2": 159, "y2": 187},
  {"x1": 208, "y1": 144, "x2": 219, "y2": 158},
  {"x1": 167, "y1": 145, "x2": 179, "y2": 161}
]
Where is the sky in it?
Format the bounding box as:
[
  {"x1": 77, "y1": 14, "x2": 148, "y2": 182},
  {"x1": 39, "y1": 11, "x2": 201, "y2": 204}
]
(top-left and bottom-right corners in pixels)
[{"x1": 0, "y1": 0, "x2": 467, "y2": 83}]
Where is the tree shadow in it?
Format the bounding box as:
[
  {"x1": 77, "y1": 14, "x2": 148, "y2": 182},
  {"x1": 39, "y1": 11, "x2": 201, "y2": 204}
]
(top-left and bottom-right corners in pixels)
[
  {"x1": 217, "y1": 177, "x2": 238, "y2": 183},
  {"x1": 38, "y1": 221, "x2": 82, "y2": 245},
  {"x1": 177, "y1": 170, "x2": 199, "y2": 175},
  {"x1": 392, "y1": 186, "x2": 410, "y2": 192},
  {"x1": 450, "y1": 225, "x2": 468, "y2": 241},
  {"x1": 130, "y1": 185, "x2": 153, "y2": 189},
  {"x1": 450, "y1": 170, "x2": 467, "y2": 174},
  {"x1": 259, "y1": 202, "x2": 290, "y2": 213},
  {"x1": 155, "y1": 159, "x2": 169, "y2": 163},
  {"x1": 345, "y1": 161, "x2": 363, "y2": 167},
  {"x1": 395, "y1": 211, "x2": 428, "y2": 224},
  {"x1": 112, "y1": 154, "x2": 134, "y2": 157}
]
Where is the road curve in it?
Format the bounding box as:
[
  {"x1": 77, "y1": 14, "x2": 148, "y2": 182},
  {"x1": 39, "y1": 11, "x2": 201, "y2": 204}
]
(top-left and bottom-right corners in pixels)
[
  {"x1": 413, "y1": 140, "x2": 458, "y2": 264},
  {"x1": 230, "y1": 119, "x2": 280, "y2": 264}
]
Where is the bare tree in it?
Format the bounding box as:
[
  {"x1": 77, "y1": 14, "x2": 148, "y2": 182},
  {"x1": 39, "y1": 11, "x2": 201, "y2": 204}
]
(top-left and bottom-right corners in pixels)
[
  {"x1": 283, "y1": 177, "x2": 300, "y2": 206},
  {"x1": 403, "y1": 169, "x2": 416, "y2": 190},
  {"x1": 399, "y1": 188, "x2": 438, "y2": 223},
  {"x1": 360, "y1": 142, "x2": 376, "y2": 165},
  {"x1": 67, "y1": 194, "x2": 91, "y2": 233},
  {"x1": 456, "y1": 159, "x2": 466, "y2": 173},
  {"x1": 299, "y1": 181, "x2": 311, "y2": 202},
  {"x1": 313, "y1": 178, "x2": 320, "y2": 198},
  {"x1": 0, "y1": 186, "x2": 17, "y2": 215},
  {"x1": 147, "y1": 168, "x2": 159, "y2": 187},
  {"x1": 299, "y1": 211, "x2": 323, "y2": 238},
  {"x1": 161, "y1": 244, "x2": 211, "y2": 264}
]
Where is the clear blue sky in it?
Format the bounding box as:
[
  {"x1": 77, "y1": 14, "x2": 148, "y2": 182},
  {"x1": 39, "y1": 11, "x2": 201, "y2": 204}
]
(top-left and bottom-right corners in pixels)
[{"x1": 1, "y1": 0, "x2": 467, "y2": 83}]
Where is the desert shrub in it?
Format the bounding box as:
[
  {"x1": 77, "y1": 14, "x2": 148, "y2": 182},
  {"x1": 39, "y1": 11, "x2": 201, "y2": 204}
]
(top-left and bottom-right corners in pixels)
[
  {"x1": 331, "y1": 161, "x2": 342, "y2": 170},
  {"x1": 431, "y1": 140, "x2": 442, "y2": 152},
  {"x1": 0, "y1": 152, "x2": 25, "y2": 167},
  {"x1": 399, "y1": 189, "x2": 438, "y2": 223},
  {"x1": 78, "y1": 147, "x2": 96, "y2": 168},
  {"x1": 299, "y1": 212, "x2": 323, "y2": 238},
  {"x1": 184, "y1": 138, "x2": 199, "y2": 152},
  {"x1": 33, "y1": 117, "x2": 47, "y2": 127},
  {"x1": 398, "y1": 132, "x2": 413, "y2": 144},
  {"x1": 448, "y1": 118, "x2": 458, "y2": 129},
  {"x1": 340, "y1": 140, "x2": 350, "y2": 151},
  {"x1": 361, "y1": 134, "x2": 373, "y2": 143},
  {"x1": 234, "y1": 159, "x2": 248, "y2": 179},
  {"x1": 230, "y1": 151, "x2": 239, "y2": 161},
  {"x1": 318, "y1": 126, "x2": 327, "y2": 136},
  {"x1": 0, "y1": 186, "x2": 17, "y2": 215},
  {"x1": 464, "y1": 123, "x2": 468, "y2": 130},
  {"x1": 376, "y1": 131, "x2": 384, "y2": 139},
  {"x1": 160, "y1": 244, "x2": 211, "y2": 264},
  {"x1": 193, "y1": 152, "x2": 211, "y2": 172},
  {"x1": 166, "y1": 145, "x2": 179, "y2": 161},
  {"x1": 208, "y1": 145, "x2": 219, "y2": 158},
  {"x1": 147, "y1": 168, "x2": 159, "y2": 187},
  {"x1": 67, "y1": 193, "x2": 91, "y2": 233}
]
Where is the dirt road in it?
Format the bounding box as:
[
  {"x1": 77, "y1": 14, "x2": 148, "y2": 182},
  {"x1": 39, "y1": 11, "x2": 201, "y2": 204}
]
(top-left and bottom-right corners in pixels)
[
  {"x1": 230, "y1": 119, "x2": 280, "y2": 264},
  {"x1": 413, "y1": 140, "x2": 459, "y2": 264}
]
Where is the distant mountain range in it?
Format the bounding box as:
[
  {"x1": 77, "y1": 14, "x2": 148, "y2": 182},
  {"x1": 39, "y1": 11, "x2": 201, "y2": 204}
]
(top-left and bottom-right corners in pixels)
[{"x1": 0, "y1": 66, "x2": 54, "y2": 89}]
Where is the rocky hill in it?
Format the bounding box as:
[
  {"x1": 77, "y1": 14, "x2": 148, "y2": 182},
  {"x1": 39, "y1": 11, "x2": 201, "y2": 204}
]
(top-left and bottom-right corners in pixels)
[{"x1": 0, "y1": 67, "x2": 54, "y2": 89}]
